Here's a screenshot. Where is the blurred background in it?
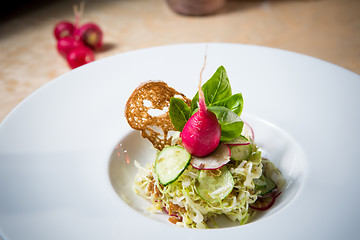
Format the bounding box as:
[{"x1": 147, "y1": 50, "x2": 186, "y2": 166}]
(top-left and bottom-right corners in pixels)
[{"x1": 0, "y1": 0, "x2": 359, "y2": 122}]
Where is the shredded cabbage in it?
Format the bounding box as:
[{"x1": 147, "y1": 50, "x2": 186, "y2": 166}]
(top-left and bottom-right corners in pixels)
[{"x1": 134, "y1": 139, "x2": 284, "y2": 228}]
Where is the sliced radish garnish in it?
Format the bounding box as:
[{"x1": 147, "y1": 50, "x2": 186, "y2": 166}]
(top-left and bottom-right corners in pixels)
[
  {"x1": 258, "y1": 187, "x2": 278, "y2": 199},
  {"x1": 242, "y1": 121, "x2": 254, "y2": 140},
  {"x1": 250, "y1": 191, "x2": 281, "y2": 211},
  {"x1": 225, "y1": 141, "x2": 250, "y2": 146},
  {"x1": 224, "y1": 135, "x2": 251, "y2": 146},
  {"x1": 227, "y1": 142, "x2": 250, "y2": 146},
  {"x1": 190, "y1": 143, "x2": 230, "y2": 170}
]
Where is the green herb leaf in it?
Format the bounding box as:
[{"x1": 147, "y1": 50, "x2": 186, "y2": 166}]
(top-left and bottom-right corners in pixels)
[
  {"x1": 191, "y1": 66, "x2": 232, "y2": 111},
  {"x1": 169, "y1": 97, "x2": 191, "y2": 131},
  {"x1": 214, "y1": 93, "x2": 244, "y2": 116},
  {"x1": 207, "y1": 106, "x2": 244, "y2": 142},
  {"x1": 204, "y1": 66, "x2": 232, "y2": 105},
  {"x1": 190, "y1": 92, "x2": 199, "y2": 112},
  {"x1": 171, "y1": 66, "x2": 244, "y2": 141}
]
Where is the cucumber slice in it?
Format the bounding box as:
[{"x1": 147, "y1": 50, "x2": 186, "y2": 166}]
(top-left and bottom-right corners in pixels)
[
  {"x1": 155, "y1": 146, "x2": 191, "y2": 186},
  {"x1": 196, "y1": 166, "x2": 234, "y2": 203},
  {"x1": 225, "y1": 135, "x2": 252, "y2": 161},
  {"x1": 253, "y1": 175, "x2": 267, "y2": 188},
  {"x1": 254, "y1": 174, "x2": 276, "y2": 196}
]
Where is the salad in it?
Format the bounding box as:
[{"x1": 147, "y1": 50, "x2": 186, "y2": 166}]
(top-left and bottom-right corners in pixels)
[{"x1": 125, "y1": 65, "x2": 285, "y2": 228}]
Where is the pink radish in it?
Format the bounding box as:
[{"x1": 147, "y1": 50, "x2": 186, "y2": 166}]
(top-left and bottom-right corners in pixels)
[
  {"x1": 57, "y1": 37, "x2": 84, "y2": 57},
  {"x1": 250, "y1": 191, "x2": 281, "y2": 211},
  {"x1": 74, "y1": 23, "x2": 103, "y2": 50},
  {"x1": 190, "y1": 143, "x2": 230, "y2": 170},
  {"x1": 224, "y1": 135, "x2": 251, "y2": 146},
  {"x1": 242, "y1": 121, "x2": 255, "y2": 140},
  {"x1": 181, "y1": 56, "x2": 221, "y2": 157},
  {"x1": 226, "y1": 142, "x2": 250, "y2": 147},
  {"x1": 54, "y1": 21, "x2": 75, "y2": 40},
  {"x1": 73, "y1": 3, "x2": 103, "y2": 50},
  {"x1": 66, "y1": 46, "x2": 94, "y2": 69}
]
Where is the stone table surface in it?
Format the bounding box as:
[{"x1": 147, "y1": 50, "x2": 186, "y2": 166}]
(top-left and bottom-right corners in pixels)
[{"x1": 0, "y1": 0, "x2": 359, "y2": 122}]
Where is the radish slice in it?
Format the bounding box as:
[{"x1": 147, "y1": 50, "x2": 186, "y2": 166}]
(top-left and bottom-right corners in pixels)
[
  {"x1": 225, "y1": 135, "x2": 252, "y2": 161},
  {"x1": 258, "y1": 187, "x2": 278, "y2": 199},
  {"x1": 242, "y1": 121, "x2": 254, "y2": 140},
  {"x1": 224, "y1": 135, "x2": 251, "y2": 146},
  {"x1": 250, "y1": 191, "x2": 281, "y2": 211},
  {"x1": 226, "y1": 142, "x2": 250, "y2": 146},
  {"x1": 190, "y1": 143, "x2": 230, "y2": 170}
]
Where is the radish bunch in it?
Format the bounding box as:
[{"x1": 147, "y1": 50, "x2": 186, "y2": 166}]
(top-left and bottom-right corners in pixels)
[{"x1": 53, "y1": 5, "x2": 103, "y2": 69}]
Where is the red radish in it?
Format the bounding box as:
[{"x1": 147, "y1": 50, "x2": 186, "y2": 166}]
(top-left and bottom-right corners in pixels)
[
  {"x1": 74, "y1": 23, "x2": 103, "y2": 50},
  {"x1": 57, "y1": 37, "x2": 84, "y2": 57},
  {"x1": 242, "y1": 121, "x2": 254, "y2": 140},
  {"x1": 250, "y1": 191, "x2": 281, "y2": 211},
  {"x1": 190, "y1": 143, "x2": 230, "y2": 170},
  {"x1": 181, "y1": 56, "x2": 221, "y2": 157},
  {"x1": 54, "y1": 21, "x2": 75, "y2": 40},
  {"x1": 66, "y1": 46, "x2": 94, "y2": 69},
  {"x1": 226, "y1": 142, "x2": 250, "y2": 146},
  {"x1": 258, "y1": 187, "x2": 278, "y2": 199}
]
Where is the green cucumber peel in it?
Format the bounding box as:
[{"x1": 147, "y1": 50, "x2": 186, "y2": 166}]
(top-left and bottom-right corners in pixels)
[
  {"x1": 225, "y1": 135, "x2": 252, "y2": 161},
  {"x1": 254, "y1": 174, "x2": 276, "y2": 196},
  {"x1": 155, "y1": 146, "x2": 191, "y2": 186},
  {"x1": 195, "y1": 166, "x2": 234, "y2": 203}
]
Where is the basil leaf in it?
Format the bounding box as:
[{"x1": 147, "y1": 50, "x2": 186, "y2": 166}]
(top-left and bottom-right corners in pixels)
[
  {"x1": 204, "y1": 66, "x2": 232, "y2": 105},
  {"x1": 191, "y1": 66, "x2": 232, "y2": 111},
  {"x1": 220, "y1": 122, "x2": 244, "y2": 142},
  {"x1": 208, "y1": 106, "x2": 244, "y2": 142},
  {"x1": 190, "y1": 92, "x2": 200, "y2": 112},
  {"x1": 215, "y1": 93, "x2": 243, "y2": 116},
  {"x1": 169, "y1": 97, "x2": 191, "y2": 132}
]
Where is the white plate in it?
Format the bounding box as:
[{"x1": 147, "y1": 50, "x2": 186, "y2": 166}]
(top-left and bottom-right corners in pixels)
[{"x1": 1, "y1": 43, "x2": 359, "y2": 240}]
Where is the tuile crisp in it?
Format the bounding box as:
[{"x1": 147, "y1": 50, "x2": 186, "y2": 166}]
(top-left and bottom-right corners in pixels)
[{"x1": 125, "y1": 80, "x2": 191, "y2": 150}]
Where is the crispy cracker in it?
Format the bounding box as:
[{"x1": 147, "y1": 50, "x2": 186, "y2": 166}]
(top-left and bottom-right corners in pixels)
[{"x1": 125, "y1": 81, "x2": 191, "y2": 150}]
